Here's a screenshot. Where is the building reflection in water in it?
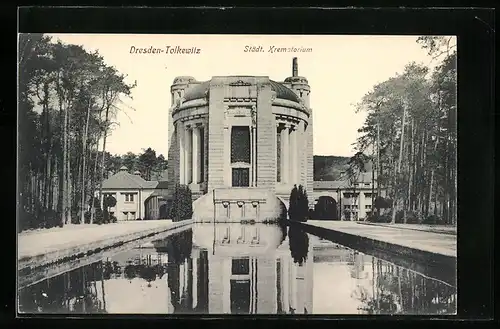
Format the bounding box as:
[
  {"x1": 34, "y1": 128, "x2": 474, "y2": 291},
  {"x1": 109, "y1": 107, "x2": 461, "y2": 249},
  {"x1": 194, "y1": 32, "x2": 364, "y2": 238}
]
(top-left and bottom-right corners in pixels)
[
  {"x1": 18, "y1": 224, "x2": 456, "y2": 315},
  {"x1": 188, "y1": 222, "x2": 313, "y2": 314}
]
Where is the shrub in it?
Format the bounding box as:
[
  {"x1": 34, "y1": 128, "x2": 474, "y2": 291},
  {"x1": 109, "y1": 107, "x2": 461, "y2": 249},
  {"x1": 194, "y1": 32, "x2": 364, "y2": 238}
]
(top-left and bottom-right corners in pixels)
[
  {"x1": 103, "y1": 195, "x2": 117, "y2": 209},
  {"x1": 84, "y1": 211, "x2": 91, "y2": 224},
  {"x1": 395, "y1": 210, "x2": 404, "y2": 223},
  {"x1": 405, "y1": 211, "x2": 421, "y2": 224},
  {"x1": 171, "y1": 184, "x2": 193, "y2": 221},
  {"x1": 288, "y1": 184, "x2": 309, "y2": 222},
  {"x1": 93, "y1": 208, "x2": 104, "y2": 225},
  {"x1": 422, "y1": 214, "x2": 443, "y2": 225},
  {"x1": 367, "y1": 213, "x2": 393, "y2": 223}
]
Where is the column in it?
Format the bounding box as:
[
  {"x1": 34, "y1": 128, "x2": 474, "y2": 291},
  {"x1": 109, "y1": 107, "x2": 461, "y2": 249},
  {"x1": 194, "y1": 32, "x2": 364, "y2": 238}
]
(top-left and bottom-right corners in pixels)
[
  {"x1": 179, "y1": 261, "x2": 185, "y2": 297},
  {"x1": 192, "y1": 255, "x2": 198, "y2": 309},
  {"x1": 193, "y1": 125, "x2": 201, "y2": 184},
  {"x1": 282, "y1": 257, "x2": 290, "y2": 312},
  {"x1": 204, "y1": 120, "x2": 209, "y2": 184},
  {"x1": 291, "y1": 263, "x2": 297, "y2": 311},
  {"x1": 179, "y1": 122, "x2": 185, "y2": 184},
  {"x1": 184, "y1": 126, "x2": 193, "y2": 184},
  {"x1": 250, "y1": 127, "x2": 254, "y2": 187},
  {"x1": 276, "y1": 122, "x2": 280, "y2": 182},
  {"x1": 224, "y1": 125, "x2": 231, "y2": 186},
  {"x1": 289, "y1": 125, "x2": 297, "y2": 185},
  {"x1": 184, "y1": 258, "x2": 189, "y2": 298},
  {"x1": 252, "y1": 125, "x2": 257, "y2": 187},
  {"x1": 281, "y1": 123, "x2": 290, "y2": 184},
  {"x1": 280, "y1": 125, "x2": 289, "y2": 183}
]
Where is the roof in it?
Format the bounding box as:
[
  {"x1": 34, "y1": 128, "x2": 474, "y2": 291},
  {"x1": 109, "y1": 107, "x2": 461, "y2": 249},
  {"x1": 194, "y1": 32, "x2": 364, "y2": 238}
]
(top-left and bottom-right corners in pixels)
[
  {"x1": 314, "y1": 172, "x2": 378, "y2": 190},
  {"x1": 182, "y1": 79, "x2": 301, "y2": 103},
  {"x1": 101, "y1": 170, "x2": 159, "y2": 190},
  {"x1": 155, "y1": 181, "x2": 169, "y2": 189},
  {"x1": 314, "y1": 180, "x2": 349, "y2": 190},
  {"x1": 183, "y1": 81, "x2": 210, "y2": 102},
  {"x1": 269, "y1": 80, "x2": 301, "y2": 103}
]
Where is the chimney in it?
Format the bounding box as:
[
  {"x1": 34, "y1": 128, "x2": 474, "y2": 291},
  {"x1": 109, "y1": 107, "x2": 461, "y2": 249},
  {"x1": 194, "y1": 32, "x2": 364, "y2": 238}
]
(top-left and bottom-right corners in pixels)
[{"x1": 292, "y1": 57, "x2": 298, "y2": 77}]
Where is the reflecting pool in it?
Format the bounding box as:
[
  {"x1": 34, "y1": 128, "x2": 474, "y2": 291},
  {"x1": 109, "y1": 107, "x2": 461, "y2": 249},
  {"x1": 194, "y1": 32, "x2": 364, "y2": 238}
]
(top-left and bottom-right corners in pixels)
[{"x1": 18, "y1": 223, "x2": 457, "y2": 315}]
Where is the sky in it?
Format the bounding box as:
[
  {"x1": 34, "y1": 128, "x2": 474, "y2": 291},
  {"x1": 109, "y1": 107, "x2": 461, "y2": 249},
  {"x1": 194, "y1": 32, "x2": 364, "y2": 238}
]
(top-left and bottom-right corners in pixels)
[{"x1": 47, "y1": 34, "x2": 442, "y2": 157}]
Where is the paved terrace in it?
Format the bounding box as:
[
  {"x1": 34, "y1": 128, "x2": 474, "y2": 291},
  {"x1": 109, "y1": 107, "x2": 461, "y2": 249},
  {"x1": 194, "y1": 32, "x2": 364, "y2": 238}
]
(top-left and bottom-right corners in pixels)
[
  {"x1": 297, "y1": 220, "x2": 456, "y2": 258},
  {"x1": 18, "y1": 220, "x2": 193, "y2": 271}
]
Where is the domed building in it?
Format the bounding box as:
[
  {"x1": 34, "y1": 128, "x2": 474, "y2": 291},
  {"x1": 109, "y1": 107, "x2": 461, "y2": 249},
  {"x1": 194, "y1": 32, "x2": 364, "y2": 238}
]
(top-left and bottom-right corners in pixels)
[{"x1": 167, "y1": 58, "x2": 314, "y2": 222}]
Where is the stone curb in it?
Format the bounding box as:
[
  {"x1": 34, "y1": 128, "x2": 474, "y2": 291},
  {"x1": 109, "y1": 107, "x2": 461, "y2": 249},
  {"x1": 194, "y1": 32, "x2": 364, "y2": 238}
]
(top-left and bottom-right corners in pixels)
[
  {"x1": 18, "y1": 222, "x2": 193, "y2": 290},
  {"x1": 287, "y1": 220, "x2": 456, "y2": 286},
  {"x1": 356, "y1": 221, "x2": 457, "y2": 235},
  {"x1": 18, "y1": 220, "x2": 193, "y2": 272}
]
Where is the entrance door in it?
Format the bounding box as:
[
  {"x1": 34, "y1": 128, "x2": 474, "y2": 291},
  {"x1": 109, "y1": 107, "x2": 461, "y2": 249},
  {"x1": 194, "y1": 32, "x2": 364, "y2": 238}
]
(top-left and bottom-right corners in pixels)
[{"x1": 232, "y1": 168, "x2": 250, "y2": 187}]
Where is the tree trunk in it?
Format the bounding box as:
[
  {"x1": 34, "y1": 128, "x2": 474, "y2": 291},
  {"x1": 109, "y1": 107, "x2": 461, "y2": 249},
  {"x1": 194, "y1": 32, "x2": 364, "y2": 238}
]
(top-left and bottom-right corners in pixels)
[
  {"x1": 61, "y1": 91, "x2": 68, "y2": 227},
  {"x1": 376, "y1": 122, "x2": 381, "y2": 197},
  {"x1": 80, "y1": 101, "x2": 92, "y2": 224},
  {"x1": 391, "y1": 105, "x2": 406, "y2": 224},
  {"x1": 90, "y1": 139, "x2": 100, "y2": 224},
  {"x1": 65, "y1": 107, "x2": 72, "y2": 225},
  {"x1": 98, "y1": 103, "x2": 112, "y2": 209},
  {"x1": 405, "y1": 118, "x2": 414, "y2": 223}
]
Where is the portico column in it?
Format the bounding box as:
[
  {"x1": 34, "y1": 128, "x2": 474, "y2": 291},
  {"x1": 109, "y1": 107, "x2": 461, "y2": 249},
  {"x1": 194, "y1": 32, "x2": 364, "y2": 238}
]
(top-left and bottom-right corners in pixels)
[
  {"x1": 192, "y1": 255, "x2": 198, "y2": 309},
  {"x1": 281, "y1": 123, "x2": 290, "y2": 184},
  {"x1": 250, "y1": 126, "x2": 254, "y2": 187},
  {"x1": 185, "y1": 126, "x2": 192, "y2": 184},
  {"x1": 283, "y1": 257, "x2": 290, "y2": 311},
  {"x1": 179, "y1": 122, "x2": 185, "y2": 185},
  {"x1": 192, "y1": 125, "x2": 201, "y2": 184},
  {"x1": 280, "y1": 125, "x2": 288, "y2": 183},
  {"x1": 253, "y1": 127, "x2": 257, "y2": 186},
  {"x1": 290, "y1": 125, "x2": 297, "y2": 185}
]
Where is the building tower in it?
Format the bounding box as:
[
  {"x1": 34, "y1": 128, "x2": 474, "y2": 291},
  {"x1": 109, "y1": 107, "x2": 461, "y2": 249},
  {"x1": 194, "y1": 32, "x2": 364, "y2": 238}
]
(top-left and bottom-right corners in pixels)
[
  {"x1": 168, "y1": 76, "x2": 197, "y2": 187},
  {"x1": 284, "y1": 58, "x2": 313, "y2": 206}
]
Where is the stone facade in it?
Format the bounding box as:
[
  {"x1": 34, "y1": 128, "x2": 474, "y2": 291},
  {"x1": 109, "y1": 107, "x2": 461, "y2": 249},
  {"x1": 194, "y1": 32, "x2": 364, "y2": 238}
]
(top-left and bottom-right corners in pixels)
[
  {"x1": 168, "y1": 58, "x2": 313, "y2": 222},
  {"x1": 191, "y1": 223, "x2": 313, "y2": 314}
]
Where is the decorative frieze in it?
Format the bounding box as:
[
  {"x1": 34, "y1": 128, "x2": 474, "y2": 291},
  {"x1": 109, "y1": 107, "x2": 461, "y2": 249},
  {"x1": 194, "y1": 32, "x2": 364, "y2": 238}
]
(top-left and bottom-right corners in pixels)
[{"x1": 223, "y1": 98, "x2": 255, "y2": 103}]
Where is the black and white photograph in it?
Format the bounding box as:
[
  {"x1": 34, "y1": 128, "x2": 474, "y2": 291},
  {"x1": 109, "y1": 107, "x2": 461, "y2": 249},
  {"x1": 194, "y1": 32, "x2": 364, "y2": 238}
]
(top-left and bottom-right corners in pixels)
[{"x1": 17, "y1": 33, "x2": 458, "y2": 315}]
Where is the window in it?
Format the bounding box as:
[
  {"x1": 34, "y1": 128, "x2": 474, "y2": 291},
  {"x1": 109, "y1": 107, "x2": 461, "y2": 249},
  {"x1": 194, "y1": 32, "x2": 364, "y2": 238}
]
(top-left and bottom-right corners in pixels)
[
  {"x1": 231, "y1": 126, "x2": 250, "y2": 163},
  {"x1": 365, "y1": 205, "x2": 372, "y2": 209},
  {"x1": 232, "y1": 168, "x2": 250, "y2": 187},
  {"x1": 364, "y1": 183, "x2": 370, "y2": 187},
  {"x1": 124, "y1": 193, "x2": 135, "y2": 202},
  {"x1": 232, "y1": 258, "x2": 250, "y2": 275},
  {"x1": 130, "y1": 212, "x2": 136, "y2": 220},
  {"x1": 123, "y1": 212, "x2": 128, "y2": 220}
]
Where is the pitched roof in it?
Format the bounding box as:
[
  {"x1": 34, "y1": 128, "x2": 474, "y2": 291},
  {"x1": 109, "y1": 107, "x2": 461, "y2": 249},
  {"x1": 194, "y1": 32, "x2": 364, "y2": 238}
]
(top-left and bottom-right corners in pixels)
[
  {"x1": 314, "y1": 180, "x2": 349, "y2": 190},
  {"x1": 101, "y1": 171, "x2": 159, "y2": 190},
  {"x1": 314, "y1": 172, "x2": 378, "y2": 190}
]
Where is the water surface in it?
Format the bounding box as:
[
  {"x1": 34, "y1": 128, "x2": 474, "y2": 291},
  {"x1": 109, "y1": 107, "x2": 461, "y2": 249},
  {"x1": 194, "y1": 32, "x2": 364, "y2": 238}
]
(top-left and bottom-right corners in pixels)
[{"x1": 18, "y1": 223, "x2": 456, "y2": 315}]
